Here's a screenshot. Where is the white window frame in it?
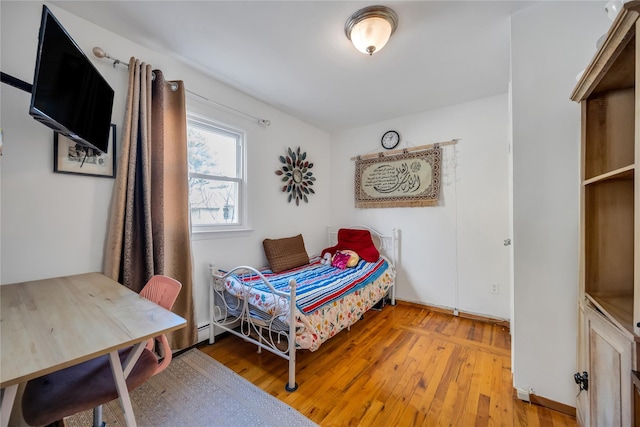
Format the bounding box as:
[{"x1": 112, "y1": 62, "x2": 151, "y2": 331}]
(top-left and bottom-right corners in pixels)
[{"x1": 187, "y1": 112, "x2": 250, "y2": 237}]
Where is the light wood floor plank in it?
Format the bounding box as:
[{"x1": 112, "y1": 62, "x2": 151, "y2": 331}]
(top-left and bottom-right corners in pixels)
[{"x1": 200, "y1": 303, "x2": 576, "y2": 426}]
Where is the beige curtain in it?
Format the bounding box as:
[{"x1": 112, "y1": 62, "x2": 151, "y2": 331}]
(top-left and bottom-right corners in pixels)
[{"x1": 104, "y1": 58, "x2": 196, "y2": 349}]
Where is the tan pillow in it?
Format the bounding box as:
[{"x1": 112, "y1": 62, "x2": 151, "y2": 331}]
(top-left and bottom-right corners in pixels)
[{"x1": 263, "y1": 234, "x2": 310, "y2": 273}]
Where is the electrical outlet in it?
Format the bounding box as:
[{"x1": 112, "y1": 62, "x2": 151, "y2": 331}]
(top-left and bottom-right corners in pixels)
[{"x1": 491, "y1": 284, "x2": 499, "y2": 294}]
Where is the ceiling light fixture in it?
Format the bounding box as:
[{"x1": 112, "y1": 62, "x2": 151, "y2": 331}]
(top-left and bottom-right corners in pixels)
[{"x1": 345, "y1": 5, "x2": 398, "y2": 56}]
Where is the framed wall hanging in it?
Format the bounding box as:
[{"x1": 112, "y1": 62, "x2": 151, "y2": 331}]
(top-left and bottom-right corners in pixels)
[
  {"x1": 54, "y1": 124, "x2": 116, "y2": 178},
  {"x1": 354, "y1": 145, "x2": 442, "y2": 208}
]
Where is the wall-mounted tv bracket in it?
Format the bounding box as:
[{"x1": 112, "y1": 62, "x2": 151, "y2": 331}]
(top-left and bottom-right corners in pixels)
[{"x1": 1, "y1": 72, "x2": 32, "y2": 93}]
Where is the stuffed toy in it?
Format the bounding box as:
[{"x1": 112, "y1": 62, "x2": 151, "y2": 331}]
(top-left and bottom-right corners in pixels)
[
  {"x1": 331, "y1": 251, "x2": 351, "y2": 269},
  {"x1": 340, "y1": 250, "x2": 360, "y2": 267},
  {"x1": 324, "y1": 250, "x2": 360, "y2": 269},
  {"x1": 320, "y1": 252, "x2": 332, "y2": 265}
]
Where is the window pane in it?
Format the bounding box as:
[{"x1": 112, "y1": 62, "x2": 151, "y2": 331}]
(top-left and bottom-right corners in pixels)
[
  {"x1": 187, "y1": 124, "x2": 238, "y2": 178},
  {"x1": 189, "y1": 178, "x2": 239, "y2": 225}
]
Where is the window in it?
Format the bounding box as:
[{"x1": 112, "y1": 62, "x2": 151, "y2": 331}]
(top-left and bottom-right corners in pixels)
[{"x1": 187, "y1": 113, "x2": 246, "y2": 232}]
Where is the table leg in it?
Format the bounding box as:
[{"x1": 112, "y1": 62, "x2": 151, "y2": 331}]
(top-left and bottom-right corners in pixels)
[
  {"x1": 122, "y1": 341, "x2": 146, "y2": 378},
  {"x1": 108, "y1": 350, "x2": 138, "y2": 427},
  {"x1": 0, "y1": 385, "x2": 18, "y2": 427}
]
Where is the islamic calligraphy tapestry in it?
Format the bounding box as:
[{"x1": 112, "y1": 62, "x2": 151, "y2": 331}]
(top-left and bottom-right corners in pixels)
[{"x1": 354, "y1": 147, "x2": 441, "y2": 208}]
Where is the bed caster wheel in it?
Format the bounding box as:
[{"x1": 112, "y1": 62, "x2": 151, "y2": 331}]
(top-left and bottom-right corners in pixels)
[{"x1": 285, "y1": 382, "x2": 298, "y2": 392}]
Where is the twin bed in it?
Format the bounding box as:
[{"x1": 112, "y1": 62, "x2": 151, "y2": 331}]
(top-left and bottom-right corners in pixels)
[{"x1": 208, "y1": 226, "x2": 398, "y2": 391}]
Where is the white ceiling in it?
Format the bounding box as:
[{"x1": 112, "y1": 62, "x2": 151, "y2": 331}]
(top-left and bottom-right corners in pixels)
[{"x1": 52, "y1": 1, "x2": 529, "y2": 133}]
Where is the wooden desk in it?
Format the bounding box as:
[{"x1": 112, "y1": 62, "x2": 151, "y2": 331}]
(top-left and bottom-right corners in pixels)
[{"x1": 0, "y1": 272, "x2": 186, "y2": 426}]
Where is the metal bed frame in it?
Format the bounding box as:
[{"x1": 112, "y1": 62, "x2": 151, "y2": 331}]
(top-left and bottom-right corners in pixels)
[{"x1": 208, "y1": 226, "x2": 398, "y2": 391}]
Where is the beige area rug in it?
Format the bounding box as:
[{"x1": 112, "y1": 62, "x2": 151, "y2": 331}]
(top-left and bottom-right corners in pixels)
[{"x1": 64, "y1": 348, "x2": 317, "y2": 427}]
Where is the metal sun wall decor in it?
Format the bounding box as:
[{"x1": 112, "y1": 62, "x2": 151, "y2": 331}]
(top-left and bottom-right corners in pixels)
[{"x1": 275, "y1": 147, "x2": 315, "y2": 205}]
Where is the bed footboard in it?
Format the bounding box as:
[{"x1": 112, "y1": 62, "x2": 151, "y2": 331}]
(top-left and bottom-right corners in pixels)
[{"x1": 208, "y1": 263, "x2": 298, "y2": 391}]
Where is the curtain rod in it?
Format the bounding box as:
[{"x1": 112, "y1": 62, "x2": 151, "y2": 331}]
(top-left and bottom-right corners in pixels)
[
  {"x1": 350, "y1": 139, "x2": 459, "y2": 161},
  {"x1": 92, "y1": 47, "x2": 271, "y2": 127}
]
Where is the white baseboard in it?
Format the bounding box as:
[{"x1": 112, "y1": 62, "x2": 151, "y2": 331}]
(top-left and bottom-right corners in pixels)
[
  {"x1": 197, "y1": 322, "x2": 230, "y2": 344},
  {"x1": 516, "y1": 388, "x2": 531, "y2": 402},
  {"x1": 197, "y1": 323, "x2": 210, "y2": 343}
]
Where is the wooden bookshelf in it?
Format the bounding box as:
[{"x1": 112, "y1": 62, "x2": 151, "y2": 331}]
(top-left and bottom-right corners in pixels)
[{"x1": 572, "y1": 2, "x2": 640, "y2": 425}]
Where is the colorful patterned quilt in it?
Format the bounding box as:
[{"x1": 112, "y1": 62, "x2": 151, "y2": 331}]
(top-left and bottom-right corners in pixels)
[
  {"x1": 222, "y1": 256, "x2": 395, "y2": 351},
  {"x1": 229, "y1": 256, "x2": 388, "y2": 314}
]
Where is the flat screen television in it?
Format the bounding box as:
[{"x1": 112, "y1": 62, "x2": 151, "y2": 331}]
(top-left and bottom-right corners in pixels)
[{"x1": 29, "y1": 6, "x2": 114, "y2": 153}]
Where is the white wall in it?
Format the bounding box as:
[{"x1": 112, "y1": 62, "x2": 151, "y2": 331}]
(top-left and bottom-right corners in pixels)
[
  {"x1": 0, "y1": 2, "x2": 332, "y2": 334},
  {"x1": 511, "y1": 1, "x2": 610, "y2": 406},
  {"x1": 330, "y1": 94, "x2": 511, "y2": 320},
  {"x1": 1, "y1": 0, "x2": 619, "y2": 409}
]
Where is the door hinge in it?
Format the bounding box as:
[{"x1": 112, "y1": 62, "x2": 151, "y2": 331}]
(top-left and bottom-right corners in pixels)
[{"x1": 574, "y1": 371, "x2": 588, "y2": 396}]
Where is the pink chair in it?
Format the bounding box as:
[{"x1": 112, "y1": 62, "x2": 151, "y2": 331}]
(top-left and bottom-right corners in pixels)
[
  {"x1": 139, "y1": 275, "x2": 182, "y2": 374},
  {"x1": 22, "y1": 275, "x2": 182, "y2": 426}
]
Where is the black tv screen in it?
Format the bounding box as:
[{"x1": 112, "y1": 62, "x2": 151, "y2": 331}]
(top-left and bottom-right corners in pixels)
[{"x1": 30, "y1": 6, "x2": 114, "y2": 153}]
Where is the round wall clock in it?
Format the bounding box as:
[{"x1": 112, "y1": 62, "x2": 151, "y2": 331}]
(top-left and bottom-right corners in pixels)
[{"x1": 381, "y1": 130, "x2": 400, "y2": 149}]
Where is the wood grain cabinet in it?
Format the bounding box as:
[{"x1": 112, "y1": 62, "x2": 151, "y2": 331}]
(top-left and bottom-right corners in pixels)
[
  {"x1": 585, "y1": 304, "x2": 634, "y2": 426},
  {"x1": 633, "y1": 371, "x2": 640, "y2": 427},
  {"x1": 571, "y1": 2, "x2": 640, "y2": 426}
]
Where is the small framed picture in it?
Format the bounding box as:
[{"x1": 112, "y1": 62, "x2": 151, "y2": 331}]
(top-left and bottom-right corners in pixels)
[{"x1": 53, "y1": 124, "x2": 116, "y2": 178}]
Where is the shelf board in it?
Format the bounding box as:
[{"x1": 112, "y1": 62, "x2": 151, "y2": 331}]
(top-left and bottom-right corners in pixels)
[
  {"x1": 571, "y1": 4, "x2": 639, "y2": 101},
  {"x1": 584, "y1": 164, "x2": 634, "y2": 185},
  {"x1": 586, "y1": 292, "x2": 635, "y2": 337}
]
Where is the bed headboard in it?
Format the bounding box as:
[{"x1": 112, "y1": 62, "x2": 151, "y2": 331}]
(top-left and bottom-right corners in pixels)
[{"x1": 327, "y1": 225, "x2": 399, "y2": 266}]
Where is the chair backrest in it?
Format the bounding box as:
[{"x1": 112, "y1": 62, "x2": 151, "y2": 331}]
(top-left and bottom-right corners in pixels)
[
  {"x1": 140, "y1": 274, "x2": 182, "y2": 310},
  {"x1": 139, "y1": 275, "x2": 182, "y2": 375}
]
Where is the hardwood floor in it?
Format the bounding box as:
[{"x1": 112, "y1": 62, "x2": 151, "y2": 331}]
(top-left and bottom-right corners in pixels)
[{"x1": 199, "y1": 302, "x2": 577, "y2": 426}]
